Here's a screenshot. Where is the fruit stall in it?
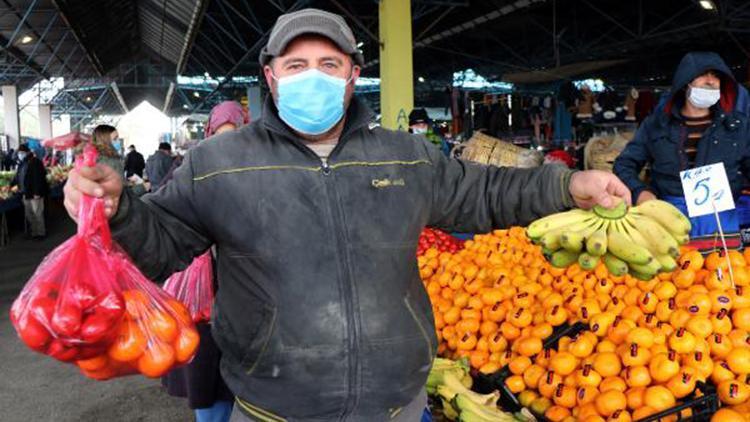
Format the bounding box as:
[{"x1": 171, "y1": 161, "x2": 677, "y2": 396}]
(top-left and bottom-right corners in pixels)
[{"x1": 418, "y1": 201, "x2": 750, "y2": 421}]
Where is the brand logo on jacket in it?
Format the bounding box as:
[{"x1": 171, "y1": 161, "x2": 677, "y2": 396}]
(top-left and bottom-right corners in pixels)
[{"x1": 372, "y1": 178, "x2": 405, "y2": 188}]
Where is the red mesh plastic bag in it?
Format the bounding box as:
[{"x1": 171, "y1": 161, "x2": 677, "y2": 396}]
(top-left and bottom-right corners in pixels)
[
  {"x1": 11, "y1": 145, "x2": 199, "y2": 380},
  {"x1": 90, "y1": 252, "x2": 200, "y2": 380},
  {"x1": 10, "y1": 146, "x2": 124, "y2": 365},
  {"x1": 162, "y1": 252, "x2": 214, "y2": 323}
]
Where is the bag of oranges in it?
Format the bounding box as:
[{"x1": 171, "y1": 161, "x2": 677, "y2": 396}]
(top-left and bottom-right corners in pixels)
[
  {"x1": 11, "y1": 145, "x2": 200, "y2": 380},
  {"x1": 162, "y1": 251, "x2": 214, "y2": 323},
  {"x1": 11, "y1": 146, "x2": 125, "y2": 364},
  {"x1": 86, "y1": 252, "x2": 200, "y2": 380}
]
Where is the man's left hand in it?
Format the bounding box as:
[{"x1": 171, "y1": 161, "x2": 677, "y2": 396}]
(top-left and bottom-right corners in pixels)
[{"x1": 569, "y1": 170, "x2": 631, "y2": 210}]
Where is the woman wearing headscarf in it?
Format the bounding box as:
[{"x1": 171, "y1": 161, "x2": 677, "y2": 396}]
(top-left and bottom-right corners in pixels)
[{"x1": 161, "y1": 101, "x2": 248, "y2": 422}]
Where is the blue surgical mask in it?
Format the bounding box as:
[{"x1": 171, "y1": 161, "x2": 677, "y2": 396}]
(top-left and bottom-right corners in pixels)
[{"x1": 274, "y1": 69, "x2": 349, "y2": 135}]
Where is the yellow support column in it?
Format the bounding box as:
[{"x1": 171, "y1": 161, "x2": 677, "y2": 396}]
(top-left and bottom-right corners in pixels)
[{"x1": 379, "y1": 0, "x2": 413, "y2": 131}]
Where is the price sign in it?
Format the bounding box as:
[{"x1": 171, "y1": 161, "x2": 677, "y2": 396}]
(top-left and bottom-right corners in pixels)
[{"x1": 680, "y1": 163, "x2": 735, "y2": 217}]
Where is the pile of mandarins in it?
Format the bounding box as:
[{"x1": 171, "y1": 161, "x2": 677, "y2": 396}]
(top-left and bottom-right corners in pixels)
[{"x1": 418, "y1": 227, "x2": 750, "y2": 421}]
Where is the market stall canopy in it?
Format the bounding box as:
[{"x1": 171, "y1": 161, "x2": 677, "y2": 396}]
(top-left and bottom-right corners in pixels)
[{"x1": 502, "y1": 60, "x2": 630, "y2": 84}]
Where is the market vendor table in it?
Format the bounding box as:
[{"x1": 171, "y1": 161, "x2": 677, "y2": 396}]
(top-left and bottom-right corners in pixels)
[{"x1": 0, "y1": 194, "x2": 22, "y2": 247}]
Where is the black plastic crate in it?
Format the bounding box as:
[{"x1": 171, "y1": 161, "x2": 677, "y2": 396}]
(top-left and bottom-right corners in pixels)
[
  {"x1": 472, "y1": 321, "x2": 587, "y2": 411},
  {"x1": 471, "y1": 321, "x2": 720, "y2": 422}
]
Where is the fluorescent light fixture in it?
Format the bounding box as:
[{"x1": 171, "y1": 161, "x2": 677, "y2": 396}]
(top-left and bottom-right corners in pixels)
[
  {"x1": 20, "y1": 35, "x2": 33, "y2": 44},
  {"x1": 418, "y1": 76, "x2": 425, "y2": 83},
  {"x1": 193, "y1": 91, "x2": 200, "y2": 98},
  {"x1": 699, "y1": 0, "x2": 715, "y2": 10}
]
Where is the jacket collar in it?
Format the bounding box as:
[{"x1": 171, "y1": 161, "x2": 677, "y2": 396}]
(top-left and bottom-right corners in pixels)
[
  {"x1": 658, "y1": 103, "x2": 742, "y2": 132},
  {"x1": 262, "y1": 94, "x2": 375, "y2": 143}
]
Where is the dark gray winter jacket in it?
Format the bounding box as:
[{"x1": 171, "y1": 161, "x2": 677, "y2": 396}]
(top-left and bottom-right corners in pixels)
[{"x1": 109, "y1": 97, "x2": 575, "y2": 421}]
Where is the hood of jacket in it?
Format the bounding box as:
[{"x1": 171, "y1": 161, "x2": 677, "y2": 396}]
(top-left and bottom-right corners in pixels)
[{"x1": 663, "y1": 52, "x2": 737, "y2": 116}]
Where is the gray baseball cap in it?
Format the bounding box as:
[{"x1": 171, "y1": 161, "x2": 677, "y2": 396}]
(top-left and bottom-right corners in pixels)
[{"x1": 259, "y1": 8, "x2": 364, "y2": 67}]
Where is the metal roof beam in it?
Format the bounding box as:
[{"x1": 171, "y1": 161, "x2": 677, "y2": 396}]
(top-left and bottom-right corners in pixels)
[
  {"x1": 50, "y1": 0, "x2": 105, "y2": 75},
  {"x1": 222, "y1": 0, "x2": 263, "y2": 34},
  {"x1": 189, "y1": 0, "x2": 311, "y2": 113},
  {"x1": 4, "y1": 0, "x2": 40, "y2": 48},
  {"x1": 215, "y1": 0, "x2": 248, "y2": 47},
  {"x1": 163, "y1": 81, "x2": 175, "y2": 113},
  {"x1": 195, "y1": 33, "x2": 237, "y2": 68},
  {"x1": 204, "y1": 13, "x2": 247, "y2": 50},
  {"x1": 580, "y1": 0, "x2": 637, "y2": 39},
  {"x1": 110, "y1": 81, "x2": 128, "y2": 113},
  {"x1": 39, "y1": 32, "x2": 69, "y2": 74},
  {"x1": 25, "y1": 14, "x2": 57, "y2": 65},
  {"x1": 330, "y1": 0, "x2": 380, "y2": 44},
  {"x1": 239, "y1": 0, "x2": 265, "y2": 34}
]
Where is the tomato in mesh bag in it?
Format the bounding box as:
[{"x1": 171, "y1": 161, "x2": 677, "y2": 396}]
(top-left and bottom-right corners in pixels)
[
  {"x1": 11, "y1": 145, "x2": 200, "y2": 380},
  {"x1": 10, "y1": 147, "x2": 124, "y2": 362},
  {"x1": 162, "y1": 252, "x2": 214, "y2": 323},
  {"x1": 80, "y1": 255, "x2": 199, "y2": 380}
]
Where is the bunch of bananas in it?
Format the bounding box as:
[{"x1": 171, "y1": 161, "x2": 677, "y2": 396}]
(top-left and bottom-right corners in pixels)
[
  {"x1": 527, "y1": 200, "x2": 691, "y2": 280},
  {"x1": 427, "y1": 358, "x2": 521, "y2": 421}
]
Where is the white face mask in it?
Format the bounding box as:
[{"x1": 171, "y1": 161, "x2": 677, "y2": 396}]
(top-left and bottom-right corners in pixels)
[
  {"x1": 687, "y1": 86, "x2": 720, "y2": 109},
  {"x1": 412, "y1": 127, "x2": 428, "y2": 135},
  {"x1": 17, "y1": 152, "x2": 27, "y2": 161}
]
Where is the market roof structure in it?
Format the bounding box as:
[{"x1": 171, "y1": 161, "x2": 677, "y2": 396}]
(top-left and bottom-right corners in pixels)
[{"x1": 1, "y1": 0, "x2": 749, "y2": 122}]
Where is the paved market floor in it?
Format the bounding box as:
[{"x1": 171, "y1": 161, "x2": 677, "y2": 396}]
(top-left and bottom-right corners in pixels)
[{"x1": 0, "y1": 200, "x2": 193, "y2": 422}]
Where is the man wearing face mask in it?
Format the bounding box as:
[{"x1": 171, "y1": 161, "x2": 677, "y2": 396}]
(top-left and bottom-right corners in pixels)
[
  {"x1": 614, "y1": 52, "x2": 750, "y2": 250},
  {"x1": 409, "y1": 108, "x2": 449, "y2": 156},
  {"x1": 11, "y1": 144, "x2": 49, "y2": 239},
  {"x1": 63, "y1": 9, "x2": 630, "y2": 421}
]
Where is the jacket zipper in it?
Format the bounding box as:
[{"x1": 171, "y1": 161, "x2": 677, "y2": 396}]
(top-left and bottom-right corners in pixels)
[{"x1": 319, "y1": 158, "x2": 361, "y2": 419}]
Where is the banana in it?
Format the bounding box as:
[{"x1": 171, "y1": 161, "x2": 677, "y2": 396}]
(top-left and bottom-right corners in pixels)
[
  {"x1": 578, "y1": 252, "x2": 599, "y2": 271},
  {"x1": 560, "y1": 230, "x2": 584, "y2": 253},
  {"x1": 628, "y1": 214, "x2": 680, "y2": 257},
  {"x1": 620, "y1": 217, "x2": 656, "y2": 254},
  {"x1": 656, "y1": 254, "x2": 678, "y2": 272},
  {"x1": 673, "y1": 233, "x2": 690, "y2": 246},
  {"x1": 592, "y1": 200, "x2": 628, "y2": 220},
  {"x1": 539, "y1": 228, "x2": 564, "y2": 251},
  {"x1": 561, "y1": 218, "x2": 605, "y2": 253},
  {"x1": 541, "y1": 246, "x2": 558, "y2": 256},
  {"x1": 631, "y1": 200, "x2": 691, "y2": 236},
  {"x1": 629, "y1": 257, "x2": 662, "y2": 275},
  {"x1": 436, "y1": 371, "x2": 499, "y2": 407},
  {"x1": 551, "y1": 250, "x2": 580, "y2": 268},
  {"x1": 454, "y1": 394, "x2": 513, "y2": 421},
  {"x1": 461, "y1": 373, "x2": 473, "y2": 389},
  {"x1": 629, "y1": 268, "x2": 657, "y2": 281},
  {"x1": 603, "y1": 253, "x2": 629, "y2": 276},
  {"x1": 457, "y1": 408, "x2": 515, "y2": 422},
  {"x1": 586, "y1": 224, "x2": 609, "y2": 256},
  {"x1": 607, "y1": 225, "x2": 653, "y2": 265},
  {"x1": 526, "y1": 209, "x2": 593, "y2": 239},
  {"x1": 441, "y1": 397, "x2": 460, "y2": 421}
]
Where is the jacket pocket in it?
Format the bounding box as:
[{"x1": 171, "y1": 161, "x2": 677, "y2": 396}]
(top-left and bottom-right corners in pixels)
[
  {"x1": 213, "y1": 255, "x2": 277, "y2": 376},
  {"x1": 404, "y1": 292, "x2": 436, "y2": 362},
  {"x1": 650, "y1": 135, "x2": 680, "y2": 173}
]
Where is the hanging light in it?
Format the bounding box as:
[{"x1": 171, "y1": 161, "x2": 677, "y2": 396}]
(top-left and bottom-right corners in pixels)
[
  {"x1": 193, "y1": 91, "x2": 200, "y2": 98},
  {"x1": 20, "y1": 35, "x2": 33, "y2": 44},
  {"x1": 699, "y1": 0, "x2": 715, "y2": 10},
  {"x1": 418, "y1": 76, "x2": 425, "y2": 83}
]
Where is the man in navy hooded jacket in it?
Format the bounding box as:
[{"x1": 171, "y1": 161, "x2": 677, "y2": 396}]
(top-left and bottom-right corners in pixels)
[{"x1": 614, "y1": 52, "x2": 750, "y2": 250}]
